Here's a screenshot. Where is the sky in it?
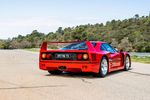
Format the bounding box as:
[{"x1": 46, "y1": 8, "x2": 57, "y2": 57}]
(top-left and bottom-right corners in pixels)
[{"x1": 0, "y1": 0, "x2": 150, "y2": 39}]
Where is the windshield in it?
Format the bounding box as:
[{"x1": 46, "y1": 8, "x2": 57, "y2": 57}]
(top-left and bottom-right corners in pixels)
[{"x1": 60, "y1": 42, "x2": 88, "y2": 50}]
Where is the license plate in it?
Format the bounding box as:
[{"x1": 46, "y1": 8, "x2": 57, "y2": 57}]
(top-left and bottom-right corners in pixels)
[{"x1": 55, "y1": 53, "x2": 71, "y2": 59}]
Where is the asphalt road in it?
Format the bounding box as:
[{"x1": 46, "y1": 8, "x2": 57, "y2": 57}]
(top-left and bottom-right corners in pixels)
[{"x1": 0, "y1": 50, "x2": 150, "y2": 100}]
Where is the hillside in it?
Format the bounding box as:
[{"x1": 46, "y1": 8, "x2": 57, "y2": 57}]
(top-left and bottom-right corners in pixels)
[{"x1": 0, "y1": 14, "x2": 150, "y2": 52}]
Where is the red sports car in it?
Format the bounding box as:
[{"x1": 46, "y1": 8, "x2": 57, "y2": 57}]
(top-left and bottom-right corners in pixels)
[{"x1": 39, "y1": 41, "x2": 131, "y2": 77}]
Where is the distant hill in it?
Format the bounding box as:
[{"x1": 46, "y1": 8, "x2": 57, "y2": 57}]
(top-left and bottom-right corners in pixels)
[{"x1": 0, "y1": 14, "x2": 150, "y2": 52}]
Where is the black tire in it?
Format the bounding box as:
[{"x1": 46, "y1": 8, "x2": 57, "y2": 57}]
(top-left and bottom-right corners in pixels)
[
  {"x1": 48, "y1": 70, "x2": 62, "y2": 75},
  {"x1": 124, "y1": 55, "x2": 131, "y2": 71},
  {"x1": 94, "y1": 56, "x2": 108, "y2": 77}
]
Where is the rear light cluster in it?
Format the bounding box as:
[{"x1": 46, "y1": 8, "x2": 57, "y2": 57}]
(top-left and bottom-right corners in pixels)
[
  {"x1": 77, "y1": 53, "x2": 89, "y2": 60},
  {"x1": 41, "y1": 52, "x2": 89, "y2": 61},
  {"x1": 41, "y1": 53, "x2": 51, "y2": 60}
]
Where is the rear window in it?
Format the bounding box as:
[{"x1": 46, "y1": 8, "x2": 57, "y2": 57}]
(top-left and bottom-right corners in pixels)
[
  {"x1": 91, "y1": 42, "x2": 97, "y2": 47},
  {"x1": 60, "y1": 42, "x2": 88, "y2": 50}
]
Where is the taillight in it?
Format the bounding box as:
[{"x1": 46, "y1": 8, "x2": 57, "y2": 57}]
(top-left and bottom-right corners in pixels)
[
  {"x1": 41, "y1": 53, "x2": 51, "y2": 60},
  {"x1": 46, "y1": 54, "x2": 51, "y2": 59},
  {"x1": 77, "y1": 53, "x2": 89, "y2": 60},
  {"x1": 41, "y1": 53, "x2": 46, "y2": 59},
  {"x1": 77, "y1": 54, "x2": 82, "y2": 60},
  {"x1": 83, "y1": 54, "x2": 89, "y2": 60}
]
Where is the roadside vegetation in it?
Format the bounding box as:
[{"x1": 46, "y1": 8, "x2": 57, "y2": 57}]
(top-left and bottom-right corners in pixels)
[
  {"x1": 0, "y1": 14, "x2": 150, "y2": 52},
  {"x1": 131, "y1": 56, "x2": 150, "y2": 64},
  {"x1": 23, "y1": 48, "x2": 40, "y2": 52}
]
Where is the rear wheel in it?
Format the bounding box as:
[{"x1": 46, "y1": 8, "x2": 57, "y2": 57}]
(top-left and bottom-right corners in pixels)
[
  {"x1": 94, "y1": 57, "x2": 108, "y2": 77},
  {"x1": 48, "y1": 70, "x2": 62, "y2": 75},
  {"x1": 124, "y1": 55, "x2": 131, "y2": 71}
]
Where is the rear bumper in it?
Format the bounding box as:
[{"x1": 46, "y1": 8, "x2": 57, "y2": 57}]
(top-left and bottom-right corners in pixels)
[{"x1": 39, "y1": 61, "x2": 100, "y2": 73}]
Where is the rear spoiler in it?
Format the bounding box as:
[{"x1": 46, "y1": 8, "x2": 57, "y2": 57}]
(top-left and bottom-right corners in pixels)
[{"x1": 40, "y1": 41, "x2": 85, "y2": 51}]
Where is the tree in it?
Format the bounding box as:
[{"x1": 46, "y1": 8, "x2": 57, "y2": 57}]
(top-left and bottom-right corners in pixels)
[
  {"x1": 0, "y1": 40, "x2": 5, "y2": 49},
  {"x1": 118, "y1": 37, "x2": 132, "y2": 52},
  {"x1": 111, "y1": 38, "x2": 118, "y2": 48},
  {"x1": 135, "y1": 14, "x2": 139, "y2": 19},
  {"x1": 1, "y1": 14, "x2": 150, "y2": 52},
  {"x1": 56, "y1": 27, "x2": 64, "y2": 35}
]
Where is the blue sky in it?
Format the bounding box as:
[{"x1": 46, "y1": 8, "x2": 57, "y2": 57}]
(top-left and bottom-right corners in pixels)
[{"x1": 0, "y1": 0, "x2": 150, "y2": 39}]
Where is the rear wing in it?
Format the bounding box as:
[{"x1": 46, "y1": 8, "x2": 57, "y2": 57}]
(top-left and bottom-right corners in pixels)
[{"x1": 40, "y1": 41, "x2": 86, "y2": 51}]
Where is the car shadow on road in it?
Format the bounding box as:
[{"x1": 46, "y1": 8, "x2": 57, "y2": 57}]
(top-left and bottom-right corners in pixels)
[
  {"x1": 45, "y1": 69, "x2": 128, "y2": 79},
  {"x1": 45, "y1": 72, "x2": 94, "y2": 79}
]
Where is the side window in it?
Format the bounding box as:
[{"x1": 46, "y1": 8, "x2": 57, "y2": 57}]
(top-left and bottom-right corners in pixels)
[
  {"x1": 102, "y1": 43, "x2": 116, "y2": 53},
  {"x1": 100, "y1": 44, "x2": 106, "y2": 51}
]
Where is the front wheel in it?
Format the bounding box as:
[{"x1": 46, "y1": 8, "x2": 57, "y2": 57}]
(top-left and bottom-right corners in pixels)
[
  {"x1": 94, "y1": 57, "x2": 108, "y2": 77},
  {"x1": 124, "y1": 55, "x2": 131, "y2": 71}
]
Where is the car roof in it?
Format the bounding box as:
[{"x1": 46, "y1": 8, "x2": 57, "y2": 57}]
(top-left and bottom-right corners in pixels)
[{"x1": 45, "y1": 41, "x2": 107, "y2": 44}]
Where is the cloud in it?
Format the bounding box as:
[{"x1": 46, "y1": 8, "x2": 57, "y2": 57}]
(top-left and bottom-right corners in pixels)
[
  {"x1": 0, "y1": 16, "x2": 104, "y2": 39},
  {"x1": 0, "y1": 16, "x2": 68, "y2": 39}
]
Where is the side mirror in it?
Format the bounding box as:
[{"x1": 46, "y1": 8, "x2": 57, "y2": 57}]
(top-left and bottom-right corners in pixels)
[{"x1": 120, "y1": 49, "x2": 123, "y2": 52}]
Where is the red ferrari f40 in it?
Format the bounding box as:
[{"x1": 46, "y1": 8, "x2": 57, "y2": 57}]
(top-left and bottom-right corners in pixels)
[{"x1": 39, "y1": 41, "x2": 131, "y2": 77}]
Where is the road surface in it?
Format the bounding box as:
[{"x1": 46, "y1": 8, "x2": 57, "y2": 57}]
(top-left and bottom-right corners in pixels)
[{"x1": 0, "y1": 50, "x2": 150, "y2": 100}]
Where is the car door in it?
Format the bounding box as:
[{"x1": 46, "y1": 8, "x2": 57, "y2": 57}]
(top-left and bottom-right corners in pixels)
[{"x1": 101, "y1": 43, "x2": 122, "y2": 69}]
